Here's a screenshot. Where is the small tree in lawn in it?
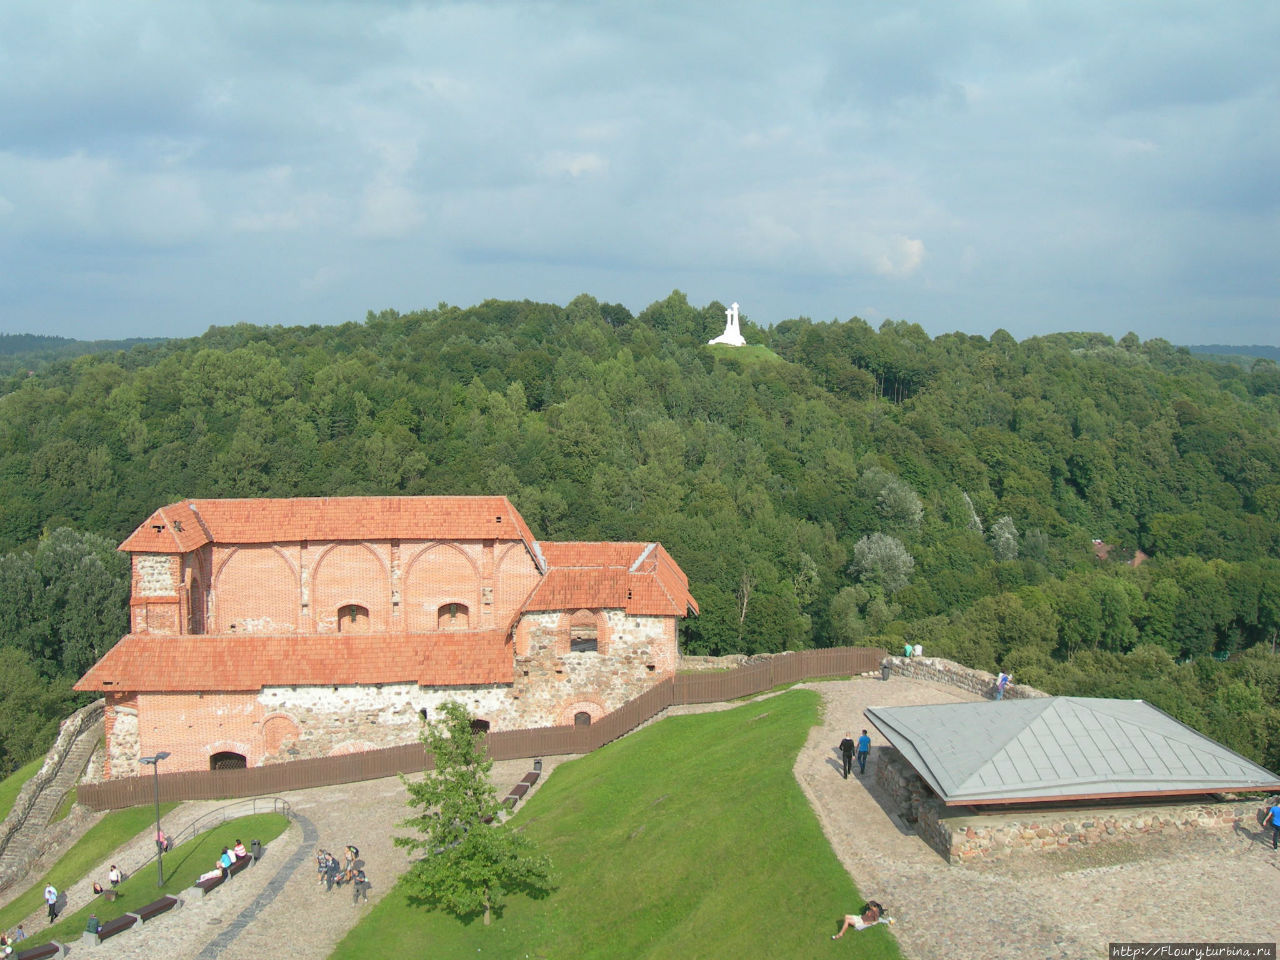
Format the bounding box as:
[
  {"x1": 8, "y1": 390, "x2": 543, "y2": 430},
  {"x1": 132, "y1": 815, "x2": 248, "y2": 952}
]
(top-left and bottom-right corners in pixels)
[{"x1": 394, "y1": 701, "x2": 551, "y2": 925}]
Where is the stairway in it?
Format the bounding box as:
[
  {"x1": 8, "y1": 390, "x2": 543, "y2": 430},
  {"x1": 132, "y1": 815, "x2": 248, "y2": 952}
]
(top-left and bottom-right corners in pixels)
[{"x1": 0, "y1": 708, "x2": 103, "y2": 891}]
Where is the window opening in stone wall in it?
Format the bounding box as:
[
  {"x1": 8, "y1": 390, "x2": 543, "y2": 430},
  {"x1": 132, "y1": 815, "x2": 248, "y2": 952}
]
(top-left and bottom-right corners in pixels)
[
  {"x1": 419, "y1": 708, "x2": 429, "y2": 721},
  {"x1": 210, "y1": 751, "x2": 247, "y2": 770},
  {"x1": 569, "y1": 611, "x2": 598, "y2": 653},
  {"x1": 338, "y1": 604, "x2": 369, "y2": 632},
  {"x1": 437, "y1": 603, "x2": 469, "y2": 630},
  {"x1": 574, "y1": 711, "x2": 592, "y2": 727},
  {"x1": 470, "y1": 718, "x2": 490, "y2": 734}
]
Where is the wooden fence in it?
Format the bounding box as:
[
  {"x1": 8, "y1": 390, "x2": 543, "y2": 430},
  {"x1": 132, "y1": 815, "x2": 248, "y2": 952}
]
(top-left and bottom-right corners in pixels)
[{"x1": 78, "y1": 646, "x2": 886, "y2": 811}]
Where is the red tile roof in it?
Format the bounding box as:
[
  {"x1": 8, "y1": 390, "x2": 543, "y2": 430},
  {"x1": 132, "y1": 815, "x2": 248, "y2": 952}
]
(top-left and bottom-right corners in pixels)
[
  {"x1": 74, "y1": 629, "x2": 514, "y2": 693},
  {"x1": 120, "y1": 496, "x2": 539, "y2": 560},
  {"x1": 525, "y1": 541, "x2": 699, "y2": 617}
]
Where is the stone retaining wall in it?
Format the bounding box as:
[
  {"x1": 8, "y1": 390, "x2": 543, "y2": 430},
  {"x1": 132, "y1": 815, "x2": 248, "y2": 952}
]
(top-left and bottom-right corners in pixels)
[
  {"x1": 882, "y1": 655, "x2": 1047, "y2": 700},
  {"x1": 937, "y1": 798, "x2": 1266, "y2": 863}
]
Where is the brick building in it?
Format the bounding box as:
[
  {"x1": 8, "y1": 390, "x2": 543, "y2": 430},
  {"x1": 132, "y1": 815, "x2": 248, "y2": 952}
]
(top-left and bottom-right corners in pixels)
[{"x1": 75, "y1": 496, "x2": 698, "y2": 778}]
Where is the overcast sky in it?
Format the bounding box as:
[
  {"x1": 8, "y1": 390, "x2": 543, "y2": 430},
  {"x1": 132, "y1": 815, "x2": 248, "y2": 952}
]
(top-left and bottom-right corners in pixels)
[{"x1": 1, "y1": 1, "x2": 1276, "y2": 345}]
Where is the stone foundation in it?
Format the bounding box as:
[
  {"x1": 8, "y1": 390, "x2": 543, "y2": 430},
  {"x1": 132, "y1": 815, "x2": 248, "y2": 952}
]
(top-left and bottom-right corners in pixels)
[{"x1": 939, "y1": 799, "x2": 1261, "y2": 863}]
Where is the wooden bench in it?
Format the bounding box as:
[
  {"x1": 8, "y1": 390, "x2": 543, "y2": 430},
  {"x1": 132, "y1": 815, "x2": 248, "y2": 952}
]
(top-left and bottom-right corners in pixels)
[
  {"x1": 81, "y1": 913, "x2": 137, "y2": 946},
  {"x1": 520, "y1": 770, "x2": 540, "y2": 786},
  {"x1": 130, "y1": 895, "x2": 181, "y2": 923},
  {"x1": 195, "y1": 872, "x2": 225, "y2": 897},
  {"x1": 229, "y1": 854, "x2": 252, "y2": 877},
  {"x1": 505, "y1": 782, "x2": 530, "y2": 802},
  {"x1": 14, "y1": 942, "x2": 65, "y2": 960}
]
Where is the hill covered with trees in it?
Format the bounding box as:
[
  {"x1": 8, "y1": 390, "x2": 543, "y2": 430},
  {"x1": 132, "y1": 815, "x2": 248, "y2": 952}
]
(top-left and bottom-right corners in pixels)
[{"x1": 1, "y1": 293, "x2": 1279, "y2": 773}]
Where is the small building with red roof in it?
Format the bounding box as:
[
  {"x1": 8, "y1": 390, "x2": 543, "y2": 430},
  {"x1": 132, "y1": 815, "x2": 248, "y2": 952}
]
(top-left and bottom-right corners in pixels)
[{"x1": 75, "y1": 496, "x2": 698, "y2": 777}]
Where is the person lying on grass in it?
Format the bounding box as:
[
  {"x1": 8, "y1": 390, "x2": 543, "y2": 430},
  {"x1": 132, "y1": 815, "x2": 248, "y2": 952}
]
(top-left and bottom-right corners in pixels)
[{"x1": 832, "y1": 900, "x2": 894, "y2": 938}]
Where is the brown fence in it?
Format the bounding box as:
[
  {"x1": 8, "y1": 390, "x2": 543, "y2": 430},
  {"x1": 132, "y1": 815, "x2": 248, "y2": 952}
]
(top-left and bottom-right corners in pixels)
[{"x1": 77, "y1": 646, "x2": 886, "y2": 811}]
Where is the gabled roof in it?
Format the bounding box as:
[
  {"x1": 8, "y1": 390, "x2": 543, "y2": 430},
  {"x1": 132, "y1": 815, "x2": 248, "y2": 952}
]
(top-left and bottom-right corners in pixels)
[
  {"x1": 120, "y1": 497, "x2": 542, "y2": 568},
  {"x1": 525, "y1": 541, "x2": 699, "y2": 617},
  {"x1": 865, "y1": 697, "x2": 1280, "y2": 806},
  {"x1": 74, "y1": 629, "x2": 513, "y2": 693}
]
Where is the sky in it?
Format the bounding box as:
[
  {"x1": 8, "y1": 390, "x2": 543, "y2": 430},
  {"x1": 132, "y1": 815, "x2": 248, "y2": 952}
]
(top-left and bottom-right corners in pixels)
[{"x1": 1, "y1": 1, "x2": 1277, "y2": 345}]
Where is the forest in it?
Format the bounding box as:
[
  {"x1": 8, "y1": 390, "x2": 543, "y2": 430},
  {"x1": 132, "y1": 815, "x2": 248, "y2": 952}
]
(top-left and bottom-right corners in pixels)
[{"x1": 1, "y1": 292, "x2": 1279, "y2": 775}]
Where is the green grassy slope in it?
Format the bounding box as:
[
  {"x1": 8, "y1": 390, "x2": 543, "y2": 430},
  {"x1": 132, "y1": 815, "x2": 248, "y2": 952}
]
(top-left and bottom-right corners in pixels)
[
  {"x1": 0, "y1": 803, "x2": 178, "y2": 934},
  {"x1": 0, "y1": 757, "x2": 44, "y2": 822},
  {"x1": 332, "y1": 690, "x2": 901, "y2": 960},
  {"x1": 24, "y1": 812, "x2": 289, "y2": 947}
]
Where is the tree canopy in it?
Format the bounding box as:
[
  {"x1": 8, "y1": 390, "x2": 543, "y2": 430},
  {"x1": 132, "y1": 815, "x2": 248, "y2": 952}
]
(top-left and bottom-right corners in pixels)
[
  {"x1": 394, "y1": 701, "x2": 552, "y2": 925},
  {"x1": 2, "y1": 293, "x2": 1280, "y2": 769}
]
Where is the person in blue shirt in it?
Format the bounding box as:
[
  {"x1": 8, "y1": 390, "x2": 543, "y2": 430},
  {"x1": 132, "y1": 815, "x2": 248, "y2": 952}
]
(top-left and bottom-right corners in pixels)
[
  {"x1": 1264, "y1": 801, "x2": 1280, "y2": 850},
  {"x1": 856, "y1": 730, "x2": 872, "y2": 775},
  {"x1": 219, "y1": 847, "x2": 233, "y2": 878}
]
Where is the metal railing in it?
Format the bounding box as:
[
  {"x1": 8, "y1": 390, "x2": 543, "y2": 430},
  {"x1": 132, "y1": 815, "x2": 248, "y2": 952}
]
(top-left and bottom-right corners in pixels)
[{"x1": 131, "y1": 797, "x2": 293, "y2": 875}]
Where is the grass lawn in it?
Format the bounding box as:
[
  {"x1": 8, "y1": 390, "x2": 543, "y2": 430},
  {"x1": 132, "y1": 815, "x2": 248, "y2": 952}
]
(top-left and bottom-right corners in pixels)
[
  {"x1": 0, "y1": 757, "x2": 45, "y2": 822},
  {"x1": 331, "y1": 689, "x2": 902, "y2": 960},
  {"x1": 23, "y1": 811, "x2": 290, "y2": 947},
  {"x1": 0, "y1": 802, "x2": 177, "y2": 935},
  {"x1": 707, "y1": 342, "x2": 786, "y2": 365}
]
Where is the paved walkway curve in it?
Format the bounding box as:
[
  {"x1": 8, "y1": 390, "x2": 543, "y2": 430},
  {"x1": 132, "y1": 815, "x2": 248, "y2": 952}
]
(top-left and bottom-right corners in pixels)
[{"x1": 194, "y1": 811, "x2": 319, "y2": 960}]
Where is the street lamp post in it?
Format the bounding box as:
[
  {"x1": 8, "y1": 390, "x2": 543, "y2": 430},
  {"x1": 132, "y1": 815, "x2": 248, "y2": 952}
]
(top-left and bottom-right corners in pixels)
[{"x1": 138, "y1": 751, "x2": 170, "y2": 887}]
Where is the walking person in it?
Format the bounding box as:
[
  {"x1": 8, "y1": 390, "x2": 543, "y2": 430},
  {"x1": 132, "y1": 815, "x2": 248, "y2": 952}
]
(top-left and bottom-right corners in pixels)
[
  {"x1": 856, "y1": 729, "x2": 871, "y2": 776},
  {"x1": 838, "y1": 734, "x2": 855, "y2": 779},
  {"x1": 44, "y1": 884, "x2": 57, "y2": 923},
  {"x1": 1263, "y1": 799, "x2": 1280, "y2": 850},
  {"x1": 351, "y1": 866, "x2": 370, "y2": 904},
  {"x1": 995, "y1": 672, "x2": 1011, "y2": 700},
  {"x1": 108, "y1": 864, "x2": 121, "y2": 888}
]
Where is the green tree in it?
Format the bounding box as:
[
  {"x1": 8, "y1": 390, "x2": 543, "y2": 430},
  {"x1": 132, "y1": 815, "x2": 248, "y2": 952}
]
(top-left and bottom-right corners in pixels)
[
  {"x1": 394, "y1": 702, "x2": 552, "y2": 926},
  {"x1": 850, "y1": 533, "x2": 915, "y2": 595},
  {"x1": 988, "y1": 515, "x2": 1019, "y2": 562}
]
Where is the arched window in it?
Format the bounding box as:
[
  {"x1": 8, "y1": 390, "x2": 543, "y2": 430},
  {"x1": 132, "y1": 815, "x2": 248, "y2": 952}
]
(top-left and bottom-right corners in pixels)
[
  {"x1": 574, "y1": 711, "x2": 592, "y2": 727},
  {"x1": 210, "y1": 751, "x2": 247, "y2": 771},
  {"x1": 569, "y1": 610, "x2": 598, "y2": 653},
  {"x1": 438, "y1": 603, "x2": 470, "y2": 630},
  {"x1": 338, "y1": 604, "x2": 369, "y2": 632}
]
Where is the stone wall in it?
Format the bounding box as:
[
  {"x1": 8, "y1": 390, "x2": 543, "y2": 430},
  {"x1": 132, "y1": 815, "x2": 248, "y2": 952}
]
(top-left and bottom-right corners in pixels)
[
  {"x1": 0, "y1": 699, "x2": 105, "y2": 883},
  {"x1": 937, "y1": 798, "x2": 1266, "y2": 864},
  {"x1": 104, "y1": 607, "x2": 678, "y2": 772},
  {"x1": 873, "y1": 747, "x2": 950, "y2": 859},
  {"x1": 882, "y1": 655, "x2": 1048, "y2": 700},
  {"x1": 873, "y1": 743, "x2": 1269, "y2": 865}
]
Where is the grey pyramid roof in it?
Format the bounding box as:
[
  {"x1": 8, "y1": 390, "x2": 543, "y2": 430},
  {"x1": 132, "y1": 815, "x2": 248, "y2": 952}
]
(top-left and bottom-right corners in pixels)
[{"x1": 865, "y1": 697, "x2": 1280, "y2": 805}]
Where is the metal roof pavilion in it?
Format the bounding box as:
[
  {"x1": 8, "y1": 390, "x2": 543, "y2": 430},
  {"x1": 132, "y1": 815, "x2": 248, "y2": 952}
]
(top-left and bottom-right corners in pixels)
[{"x1": 865, "y1": 697, "x2": 1280, "y2": 806}]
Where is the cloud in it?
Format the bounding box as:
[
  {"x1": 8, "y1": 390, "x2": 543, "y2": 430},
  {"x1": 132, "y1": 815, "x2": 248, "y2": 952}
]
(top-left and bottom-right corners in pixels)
[{"x1": 0, "y1": 1, "x2": 1275, "y2": 344}]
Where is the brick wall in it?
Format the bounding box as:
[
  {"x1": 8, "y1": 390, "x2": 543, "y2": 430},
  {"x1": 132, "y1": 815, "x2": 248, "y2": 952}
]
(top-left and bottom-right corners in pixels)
[{"x1": 196, "y1": 538, "x2": 542, "y2": 637}]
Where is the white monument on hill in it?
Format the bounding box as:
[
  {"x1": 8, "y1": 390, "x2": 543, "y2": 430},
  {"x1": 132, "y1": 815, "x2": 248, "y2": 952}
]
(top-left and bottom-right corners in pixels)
[{"x1": 708, "y1": 302, "x2": 746, "y2": 347}]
